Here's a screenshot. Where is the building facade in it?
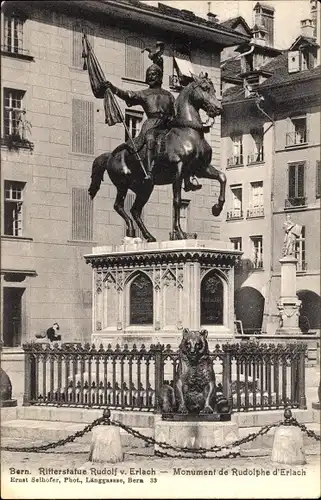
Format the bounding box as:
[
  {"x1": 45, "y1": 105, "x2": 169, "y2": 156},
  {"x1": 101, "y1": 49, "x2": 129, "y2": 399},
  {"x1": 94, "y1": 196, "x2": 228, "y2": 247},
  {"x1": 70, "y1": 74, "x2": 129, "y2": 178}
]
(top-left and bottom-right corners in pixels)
[
  {"x1": 221, "y1": 1, "x2": 321, "y2": 334},
  {"x1": 1, "y1": 0, "x2": 249, "y2": 348}
]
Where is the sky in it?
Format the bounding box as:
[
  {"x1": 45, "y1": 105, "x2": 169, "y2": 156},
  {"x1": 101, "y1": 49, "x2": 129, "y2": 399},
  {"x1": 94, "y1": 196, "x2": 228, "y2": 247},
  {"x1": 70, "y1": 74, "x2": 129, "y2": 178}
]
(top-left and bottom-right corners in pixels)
[{"x1": 143, "y1": 0, "x2": 312, "y2": 49}]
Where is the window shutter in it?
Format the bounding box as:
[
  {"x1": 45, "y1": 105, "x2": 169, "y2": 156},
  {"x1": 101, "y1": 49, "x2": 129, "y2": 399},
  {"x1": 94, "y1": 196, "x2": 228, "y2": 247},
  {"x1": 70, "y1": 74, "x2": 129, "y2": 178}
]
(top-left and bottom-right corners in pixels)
[
  {"x1": 288, "y1": 164, "x2": 296, "y2": 198},
  {"x1": 72, "y1": 99, "x2": 94, "y2": 154},
  {"x1": 297, "y1": 163, "x2": 305, "y2": 197},
  {"x1": 316, "y1": 161, "x2": 321, "y2": 198},
  {"x1": 125, "y1": 37, "x2": 144, "y2": 81},
  {"x1": 288, "y1": 51, "x2": 300, "y2": 73},
  {"x1": 72, "y1": 188, "x2": 93, "y2": 241}
]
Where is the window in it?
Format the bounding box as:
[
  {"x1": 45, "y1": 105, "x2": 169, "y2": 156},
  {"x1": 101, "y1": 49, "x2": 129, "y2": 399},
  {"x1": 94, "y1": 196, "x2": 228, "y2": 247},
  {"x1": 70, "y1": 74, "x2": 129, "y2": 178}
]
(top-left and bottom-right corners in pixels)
[
  {"x1": 3, "y1": 12, "x2": 25, "y2": 55},
  {"x1": 72, "y1": 23, "x2": 93, "y2": 68},
  {"x1": 286, "y1": 162, "x2": 305, "y2": 207},
  {"x1": 227, "y1": 185, "x2": 243, "y2": 220},
  {"x1": 71, "y1": 188, "x2": 93, "y2": 241},
  {"x1": 296, "y1": 226, "x2": 306, "y2": 271},
  {"x1": 72, "y1": 99, "x2": 94, "y2": 154},
  {"x1": 125, "y1": 110, "x2": 143, "y2": 141},
  {"x1": 248, "y1": 181, "x2": 264, "y2": 218},
  {"x1": 250, "y1": 236, "x2": 263, "y2": 269},
  {"x1": 125, "y1": 37, "x2": 144, "y2": 81},
  {"x1": 230, "y1": 237, "x2": 242, "y2": 251},
  {"x1": 301, "y1": 49, "x2": 315, "y2": 71},
  {"x1": 316, "y1": 161, "x2": 320, "y2": 199},
  {"x1": 3, "y1": 88, "x2": 26, "y2": 139},
  {"x1": 248, "y1": 128, "x2": 264, "y2": 163},
  {"x1": 228, "y1": 134, "x2": 243, "y2": 167},
  {"x1": 4, "y1": 181, "x2": 25, "y2": 236},
  {"x1": 286, "y1": 116, "x2": 307, "y2": 146}
]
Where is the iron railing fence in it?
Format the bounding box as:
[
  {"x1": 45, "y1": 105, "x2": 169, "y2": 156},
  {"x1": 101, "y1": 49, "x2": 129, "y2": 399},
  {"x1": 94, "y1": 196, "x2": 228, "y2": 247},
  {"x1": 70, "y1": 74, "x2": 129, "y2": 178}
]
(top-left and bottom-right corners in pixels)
[{"x1": 23, "y1": 341, "x2": 307, "y2": 413}]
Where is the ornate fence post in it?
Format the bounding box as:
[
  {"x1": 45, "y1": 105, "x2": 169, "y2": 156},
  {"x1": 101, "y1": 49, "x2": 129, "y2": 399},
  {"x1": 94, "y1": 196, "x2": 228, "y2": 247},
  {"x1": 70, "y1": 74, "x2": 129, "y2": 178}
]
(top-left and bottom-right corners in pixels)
[
  {"x1": 298, "y1": 343, "x2": 307, "y2": 409},
  {"x1": 222, "y1": 344, "x2": 233, "y2": 409},
  {"x1": 153, "y1": 342, "x2": 164, "y2": 413},
  {"x1": 23, "y1": 343, "x2": 36, "y2": 406}
]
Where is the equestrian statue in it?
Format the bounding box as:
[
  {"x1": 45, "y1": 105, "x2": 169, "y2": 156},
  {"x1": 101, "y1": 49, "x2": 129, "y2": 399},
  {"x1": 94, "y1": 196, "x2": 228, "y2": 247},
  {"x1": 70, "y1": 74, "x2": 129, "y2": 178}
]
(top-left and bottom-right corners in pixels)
[{"x1": 83, "y1": 37, "x2": 226, "y2": 242}]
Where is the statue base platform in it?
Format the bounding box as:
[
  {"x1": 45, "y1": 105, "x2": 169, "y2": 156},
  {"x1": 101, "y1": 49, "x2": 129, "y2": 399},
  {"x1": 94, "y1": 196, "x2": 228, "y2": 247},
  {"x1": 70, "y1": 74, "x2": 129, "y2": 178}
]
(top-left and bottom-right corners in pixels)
[
  {"x1": 85, "y1": 239, "x2": 241, "y2": 348},
  {"x1": 275, "y1": 327, "x2": 302, "y2": 336},
  {"x1": 154, "y1": 418, "x2": 239, "y2": 457},
  {"x1": 162, "y1": 412, "x2": 231, "y2": 422},
  {"x1": 0, "y1": 399, "x2": 17, "y2": 407}
]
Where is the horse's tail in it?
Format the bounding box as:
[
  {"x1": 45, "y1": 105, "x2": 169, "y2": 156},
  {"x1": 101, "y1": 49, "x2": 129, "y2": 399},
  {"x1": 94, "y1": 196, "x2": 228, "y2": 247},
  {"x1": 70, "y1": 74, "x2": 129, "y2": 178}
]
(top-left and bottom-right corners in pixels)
[{"x1": 88, "y1": 152, "x2": 110, "y2": 200}]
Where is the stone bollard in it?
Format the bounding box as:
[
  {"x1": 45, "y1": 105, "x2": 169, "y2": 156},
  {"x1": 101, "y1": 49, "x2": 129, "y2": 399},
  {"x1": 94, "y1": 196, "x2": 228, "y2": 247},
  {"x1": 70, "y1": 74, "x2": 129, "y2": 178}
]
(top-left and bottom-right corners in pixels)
[
  {"x1": 271, "y1": 408, "x2": 306, "y2": 465},
  {"x1": 88, "y1": 410, "x2": 124, "y2": 463},
  {"x1": 0, "y1": 368, "x2": 17, "y2": 407}
]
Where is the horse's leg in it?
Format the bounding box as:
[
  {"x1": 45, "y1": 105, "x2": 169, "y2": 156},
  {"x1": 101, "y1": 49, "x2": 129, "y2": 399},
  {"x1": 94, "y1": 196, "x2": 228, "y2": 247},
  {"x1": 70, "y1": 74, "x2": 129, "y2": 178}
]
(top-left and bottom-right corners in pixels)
[
  {"x1": 114, "y1": 187, "x2": 136, "y2": 238},
  {"x1": 172, "y1": 162, "x2": 187, "y2": 239},
  {"x1": 130, "y1": 184, "x2": 156, "y2": 243},
  {"x1": 200, "y1": 164, "x2": 226, "y2": 217}
]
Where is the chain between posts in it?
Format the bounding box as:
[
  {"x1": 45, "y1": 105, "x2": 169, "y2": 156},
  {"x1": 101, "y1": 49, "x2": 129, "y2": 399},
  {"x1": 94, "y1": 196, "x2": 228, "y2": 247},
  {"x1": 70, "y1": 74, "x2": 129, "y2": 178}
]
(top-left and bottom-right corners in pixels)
[{"x1": 1, "y1": 408, "x2": 319, "y2": 456}]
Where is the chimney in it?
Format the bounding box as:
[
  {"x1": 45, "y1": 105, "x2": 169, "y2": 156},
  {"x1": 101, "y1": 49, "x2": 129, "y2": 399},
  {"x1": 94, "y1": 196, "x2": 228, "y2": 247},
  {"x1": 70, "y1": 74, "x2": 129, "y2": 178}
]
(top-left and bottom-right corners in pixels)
[
  {"x1": 207, "y1": 12, "x2": 218, "y2": 23},
  {"x1": 301, "y1": 19, "x2": 315, "y2": 38},
  {"x1": 253, "y1": 2, "x2": 275, "y2": 47}
]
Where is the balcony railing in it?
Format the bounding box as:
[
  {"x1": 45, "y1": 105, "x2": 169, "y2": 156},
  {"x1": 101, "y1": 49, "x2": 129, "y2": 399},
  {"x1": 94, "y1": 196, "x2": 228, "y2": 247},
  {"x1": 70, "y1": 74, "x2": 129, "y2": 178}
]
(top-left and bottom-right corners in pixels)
[
  {"x1": 285, "y1": 197, "x2": 306, "y2": 208},
  {"x1": 227, "y1": 155, "x2": 243, "y2": 167},
  {"x1": 247, "y1": 206, "x2": 264, "y2": 218},
  {"x1": 252, "y1": 259, "x2": 263, "y2": 269},
  {"x1": 247, "y1": 151, "x2": 264, "y2": 164},
  {"x1": 286, "y1": 131, "x2": 307, "y2": 147},
  {"x1": 227, "y1": 209, "x2": 243, "y2": 220},
  {"x1": 297, "y1": 261, "x2": 307, "y2": 272}
]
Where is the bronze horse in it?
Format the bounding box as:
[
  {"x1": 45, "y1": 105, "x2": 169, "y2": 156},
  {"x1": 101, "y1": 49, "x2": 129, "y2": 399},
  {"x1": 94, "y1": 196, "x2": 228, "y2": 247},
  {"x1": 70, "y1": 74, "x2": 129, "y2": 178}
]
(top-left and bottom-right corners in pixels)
[{"x1": 89, "y1": 73, "x2": 226, "y2": 242}]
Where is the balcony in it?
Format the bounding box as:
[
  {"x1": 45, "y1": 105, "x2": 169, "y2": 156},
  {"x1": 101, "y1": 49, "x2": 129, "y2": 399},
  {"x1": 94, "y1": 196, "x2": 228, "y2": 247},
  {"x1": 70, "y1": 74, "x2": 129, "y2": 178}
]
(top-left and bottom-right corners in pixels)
[
  {"x1": 252, "y1": 260, "x2": 263, "y2": 270},
  {"x1": 285, "y1": 197, "x2": 306, "y2": 208},
  {"x1": 227, "y1": 155, "x2": 244, "y2": 168},
  {"x1": 227, "y1": 209, "x2": 243, "y2": 220},
  {"x1": 247, "y1": 151, "x2": 264, "y2": 164},
  {"x1": 247, "y1": 206, "x2": 264, "y2": 218},
  {"x1": 285, "y1": 131, "x2": 307, "y2": 147}
]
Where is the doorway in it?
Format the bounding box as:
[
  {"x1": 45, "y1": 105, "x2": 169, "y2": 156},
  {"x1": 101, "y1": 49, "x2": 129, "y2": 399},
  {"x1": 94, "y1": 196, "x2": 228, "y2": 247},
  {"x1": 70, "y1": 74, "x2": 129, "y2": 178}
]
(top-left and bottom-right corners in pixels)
[{"x1": 2, "y1": 287, "x2": 25, "y2": 347}]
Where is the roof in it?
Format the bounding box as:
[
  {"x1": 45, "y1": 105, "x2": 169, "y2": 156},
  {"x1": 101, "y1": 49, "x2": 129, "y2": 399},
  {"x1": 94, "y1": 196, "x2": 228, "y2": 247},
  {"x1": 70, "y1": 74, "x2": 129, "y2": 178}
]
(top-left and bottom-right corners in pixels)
[
  {"x1": 6, "y1": 0, "x2": 250, "y2": 47},
  {"x1": 222, "y1": 50, "x2": 321, "y2": 103},
  {"x1": 220, "y1": 16, "x2": 252, "y2": 36},
  {"x1": 259, "y1": 52, "x2": 321, "y2": 88},
  {"x1": 253, "y1": 2, "x2": 275, "y2": 12},
  {"x1": 221, "y1": 58, "x2": 242, "y2": 82},
  {"x1": 290, "y1": 35, "x2": 320, "y2": 50}
]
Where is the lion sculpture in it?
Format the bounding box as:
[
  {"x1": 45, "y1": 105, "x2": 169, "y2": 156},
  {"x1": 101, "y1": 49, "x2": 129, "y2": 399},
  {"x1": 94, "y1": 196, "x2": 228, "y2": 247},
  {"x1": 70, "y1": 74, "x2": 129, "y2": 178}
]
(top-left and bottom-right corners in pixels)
[{"x1": 161, "y1": 329, "x2": 230, "y2": 416}]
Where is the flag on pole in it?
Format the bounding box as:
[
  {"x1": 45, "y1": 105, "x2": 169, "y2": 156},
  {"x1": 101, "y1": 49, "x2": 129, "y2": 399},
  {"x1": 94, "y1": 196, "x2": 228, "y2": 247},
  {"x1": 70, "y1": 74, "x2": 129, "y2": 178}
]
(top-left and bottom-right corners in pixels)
[{"x1": 82, "y1": 34, "x2": 123, "y2": 125}]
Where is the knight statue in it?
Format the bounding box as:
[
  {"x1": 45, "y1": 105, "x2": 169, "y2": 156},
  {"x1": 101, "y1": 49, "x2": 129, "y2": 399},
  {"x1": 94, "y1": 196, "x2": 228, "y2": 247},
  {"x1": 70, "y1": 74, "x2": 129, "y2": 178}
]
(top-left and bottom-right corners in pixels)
[{"x1": 102, "y1": 42, "x2": 201, "y2": 192}]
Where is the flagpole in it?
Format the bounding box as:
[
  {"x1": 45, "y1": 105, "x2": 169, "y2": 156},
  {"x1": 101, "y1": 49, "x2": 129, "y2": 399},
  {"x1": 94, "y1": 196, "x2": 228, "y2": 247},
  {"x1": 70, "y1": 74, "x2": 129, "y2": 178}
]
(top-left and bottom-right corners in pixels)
[{"x1": 111, "y1": 95, "x2": 149, "y2": 179}]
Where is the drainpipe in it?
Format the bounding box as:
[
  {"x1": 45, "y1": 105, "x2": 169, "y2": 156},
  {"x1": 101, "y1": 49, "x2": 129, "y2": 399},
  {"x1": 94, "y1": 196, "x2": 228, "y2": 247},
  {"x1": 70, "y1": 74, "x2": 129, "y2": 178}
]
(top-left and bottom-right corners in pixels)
[
  {"x1": 220, "y1": 41, "x2": 255, "y2": 69},
  {"x1": 255, "y1": 94, "x2": 275, "y2": 334}
]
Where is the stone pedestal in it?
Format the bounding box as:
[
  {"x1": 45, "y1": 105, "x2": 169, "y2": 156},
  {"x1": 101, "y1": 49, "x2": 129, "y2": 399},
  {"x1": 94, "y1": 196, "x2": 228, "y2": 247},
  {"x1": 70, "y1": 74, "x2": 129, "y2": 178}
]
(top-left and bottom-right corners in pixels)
[
  {"x1": 85, "y1": 240, "x2": 241, "y2": 348},
  {"x1": 154, "y1": 418, "x2": 239, "y2": 457},
  {"x1": 271, "y1": 425, "x2": 306, "y2": 465},
  {"x1": 276, "y1": 256, "x2": 301, "y2": 335}
]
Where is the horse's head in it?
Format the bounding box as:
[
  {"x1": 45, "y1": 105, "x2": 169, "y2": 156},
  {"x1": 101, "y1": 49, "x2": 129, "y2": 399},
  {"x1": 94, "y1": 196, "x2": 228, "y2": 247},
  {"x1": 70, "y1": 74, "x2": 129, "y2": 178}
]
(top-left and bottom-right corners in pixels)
[{"x1": 190, "y1": 72, "x2": 222, "y2": 118}]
